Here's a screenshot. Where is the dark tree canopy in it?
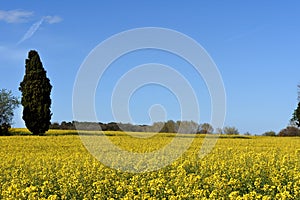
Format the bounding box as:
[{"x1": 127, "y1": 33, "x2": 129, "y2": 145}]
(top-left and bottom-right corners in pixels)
[
  {"x1": 291, "y1": 85, "x2": 300, "y2": 127},
  {"x1": 291, "y1": 102, "x2": 300, "y2": 127},
  {"x1": 159, "y1": 120, "x2": 177, "y2": 133},
  {"x1": 278, "y1": 126, "x2": 300, "y2": 137},
  {"x1": 198, "y1": 123, "x2": 214, "y2": 134},
  {"x1": 19, "y1": 50, "x2": 52, "y2": 135}
]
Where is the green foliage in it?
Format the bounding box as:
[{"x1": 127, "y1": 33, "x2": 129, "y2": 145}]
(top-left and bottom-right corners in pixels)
[
  {"x1": 0, "y1": 89, "x2": 19, "y2": 135},
  {"x1": 291, "y1": 102, "x2": 300, "y2": 127},
  {"x1": 0, "y1": 123, "x2": 11, "y2": 136},
  {"x1": 290, "y1": 85, "x2": 300, "y2": 127},
  {"x1": 19, "y1": 50, "x2": 52, "y2": 135}
]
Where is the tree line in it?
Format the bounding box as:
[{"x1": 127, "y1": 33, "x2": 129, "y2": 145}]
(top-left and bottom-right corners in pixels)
[
  {"x1": 49, "y1": 120, "x2": 241, "y2": 135},
  {"x1": 50, "y1": 121, "x2": 300, "y2": 136}
]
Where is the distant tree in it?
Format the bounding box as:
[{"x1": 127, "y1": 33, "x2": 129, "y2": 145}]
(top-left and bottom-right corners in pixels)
[
  {"x1": 60, "y1": 121, "x2": 75, "y2": 130},
  {"x1": 278, "y1": 126, "x2": 300, "y2": 137},
  {"x1": 177, "y1": 120, "x2": 199, "y2": 134},
  {"x1": 291, "y1": 85, "x2": 300, "y2": 127},
  {"x1": 223, "y1": 126, "x2": 239, "y2": 135},
  {"x1": 160, "y1": 120, "x2": 177, "y2": 133},
  {"x1": 19, "y1": 50, "x2": 52, "y2": 135},
  {"x1": 118, "y1": 123, "x2": 143, "y2": 132},
  {"x1": 244, "y1": 132, "x2": 251, "y2": 136},
  {"x1": 149, "y1": 122, "x2": 165, "y2": 132},
  {"x1": 262, "y1": 131, "x2": 276, "y2": 136},
  {"x1": 74, "y1": 121, "x2": 102, "y2": 131},
  {"x1": 215, "y1": 127, "x2": 223, "y2": 134},
  {"x1": 99, "y1": 122, "x2": 108, "y2": 131},
  {"x1": 198, "y1": 123, "x2": 214, "y2": 134},
  {"x1": 49, "y1": 122, "x2": 60, "y2": 129},
  {"x1": 107, "y1": 122, "x2": 121, "y2": 131},
  {"x1": 0, "y1": 89, "x2": 20, "y2": 135}
]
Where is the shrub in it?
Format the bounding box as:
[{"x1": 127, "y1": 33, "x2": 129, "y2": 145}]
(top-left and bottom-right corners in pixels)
[
  {"x1": 278, "y1": 126, "x2": 300, "y2": 137},
  {"x1": 0, "y1": 123, "x2": 11, "y2": 136},
  {"x1": 262, "y1": 131, "x2": 276, "y2": 136}
]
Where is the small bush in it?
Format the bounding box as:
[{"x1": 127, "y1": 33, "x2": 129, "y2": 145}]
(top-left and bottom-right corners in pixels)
[
  {"x1": 263, "y1": 131, "x2": 276, "y2": 136},
  {"x1": 0, "y1": 123, "x2": 11, "y2": 136},
  {"x1": 244, "y1": 132, "x2": 251, "y2": 136}
]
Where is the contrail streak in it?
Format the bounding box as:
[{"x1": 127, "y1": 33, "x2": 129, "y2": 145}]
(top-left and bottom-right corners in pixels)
[{"x1": 17, "y1": 17, "x2": 44, "y2": 45}]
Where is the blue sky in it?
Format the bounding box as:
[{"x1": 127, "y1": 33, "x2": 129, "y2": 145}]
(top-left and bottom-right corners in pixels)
[{"x1": 0, "y1": 1, "x2": 299, "y2": 134}]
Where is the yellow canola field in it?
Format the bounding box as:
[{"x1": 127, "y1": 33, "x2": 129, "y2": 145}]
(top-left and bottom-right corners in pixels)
[{"x1": 0, "y1": 132, "x2": 300, "y2": 199}]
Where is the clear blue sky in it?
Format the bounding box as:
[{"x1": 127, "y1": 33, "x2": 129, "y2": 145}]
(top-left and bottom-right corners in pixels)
[{"x1": 1, "y1": 1, "x2": 299, "y2": 134}]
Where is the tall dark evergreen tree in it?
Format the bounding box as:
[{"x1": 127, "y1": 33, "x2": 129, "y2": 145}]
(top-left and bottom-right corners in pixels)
[{"x1": 19, "y1": 50, "x2": 52, "y2": 135}]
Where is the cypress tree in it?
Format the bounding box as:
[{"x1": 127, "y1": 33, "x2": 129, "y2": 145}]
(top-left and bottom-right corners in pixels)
[{"x1": 19, "y1": 50, "x2": 52, "y2": 135}]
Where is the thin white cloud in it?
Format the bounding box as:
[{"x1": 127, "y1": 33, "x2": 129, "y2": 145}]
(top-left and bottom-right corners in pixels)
[
  {"x1": 0, "y1": 9, "x2": 33, "y2": 23},
  {"x1": 44, "y1": 15, "x2": 62, "y2": 24},
  {"x1": 17, "y1": 15, "x2": 62, "y2": 45}
]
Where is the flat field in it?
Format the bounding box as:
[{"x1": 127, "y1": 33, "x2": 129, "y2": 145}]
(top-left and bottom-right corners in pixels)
[{"x1": 0, "y1": 130, "x2": 300, "y2": 199}]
